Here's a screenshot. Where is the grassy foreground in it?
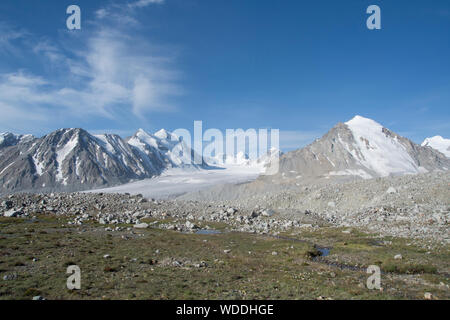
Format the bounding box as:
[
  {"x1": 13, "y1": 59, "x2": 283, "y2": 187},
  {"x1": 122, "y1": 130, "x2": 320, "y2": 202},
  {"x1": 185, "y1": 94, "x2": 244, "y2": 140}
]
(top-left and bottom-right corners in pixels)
[{"x1": 0, "y1": 214, "x2": 448, "y2": 300}]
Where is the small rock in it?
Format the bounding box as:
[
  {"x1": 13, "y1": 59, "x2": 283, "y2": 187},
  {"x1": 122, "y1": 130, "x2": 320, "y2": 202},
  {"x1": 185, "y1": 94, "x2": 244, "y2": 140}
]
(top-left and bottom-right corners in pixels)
[
  {"x1": 386, "y1": 187, "x2": 397, "y2": 194},
  {"x1": 3, "y1": 209, "x2": 23, "y2": 217},
  {"x1": 251, "y1": 211, "x2": 260, "y2": 218},
  {"x1": 424, "y1": 292, "x2": 433, "y2": 300},
  {"x1": 172, "y1": 260, "x2": 183, "y2": 267},
  {"x1": 261, "y1": 209, "x2": 275, "y2": 217},
  {"x1": 133, "y1": 223, "x2": 149, "y2": 229},
  {"x1": 394, "y1": 254, "x2": 402, "y2": 260},
  {"x1": 1, "y1": 200, "x2": 13, "y2": 209},
  {"x1": 3, "y1": 274, "x2": 17, "y2": 281},
  {"x1": 185, "y1": 221, "x2": 198, "y2": 230}
]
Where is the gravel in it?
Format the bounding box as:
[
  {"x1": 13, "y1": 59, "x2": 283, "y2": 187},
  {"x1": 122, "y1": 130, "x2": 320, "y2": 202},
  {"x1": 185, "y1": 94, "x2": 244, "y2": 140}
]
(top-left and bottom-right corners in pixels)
[{"x1": 1, "y1": 171, "x2": 449, "y2": 245}]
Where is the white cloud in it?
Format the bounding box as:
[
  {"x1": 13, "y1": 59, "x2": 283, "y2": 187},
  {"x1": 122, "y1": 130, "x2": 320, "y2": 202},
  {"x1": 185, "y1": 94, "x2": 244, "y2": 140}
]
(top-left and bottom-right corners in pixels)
[
  {"x1": 95, "y1": 6, "x2": 139, "y2": 26},
  {"x1": 95, "y1": 0, "x2": 164, "y2": 25},
  {"x1": 78, "y1": 28, "x2": 181, "y2": 116},
  {"x1": 0, "y1": 22, "x2": 28, "y2": 55},
  {"x1": 33, "y1": 40, "x2": 67, "y2": 64},
  {"x1": 128, "y1": 0, "x2": 165, "y2": 9},
  {"x1": 0, "y1": 1, "x2": 181, "y2": 131},
  {"x1": 95, "y1": 8, "x2": 109, "y2": 19}
]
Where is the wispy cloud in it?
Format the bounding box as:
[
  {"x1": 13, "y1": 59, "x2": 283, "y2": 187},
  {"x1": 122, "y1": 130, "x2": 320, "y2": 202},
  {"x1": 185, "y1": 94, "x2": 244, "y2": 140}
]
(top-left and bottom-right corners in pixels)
[
  {"x1": 0, "y1": 0, "x2": 181, "y2": 132},
  {"x1": 95, "y1": 0, "x2": 165, "y2": 25},
  {"x1": 0, "y1": 22, "x2": 28, "y2": 56},
  {"x1": 128, "y1": 0, "x2": 165, "y2": 9}
]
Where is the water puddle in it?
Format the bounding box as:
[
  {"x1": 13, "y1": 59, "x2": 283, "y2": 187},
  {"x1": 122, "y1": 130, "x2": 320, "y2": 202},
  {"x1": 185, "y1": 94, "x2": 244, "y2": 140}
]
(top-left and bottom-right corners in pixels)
[
  {"x1": 196, "y1": 229, "x2": 222, "y2": 235},
  {"x1": 316, "y1": 247, "x2": 330, "y2": 257}
]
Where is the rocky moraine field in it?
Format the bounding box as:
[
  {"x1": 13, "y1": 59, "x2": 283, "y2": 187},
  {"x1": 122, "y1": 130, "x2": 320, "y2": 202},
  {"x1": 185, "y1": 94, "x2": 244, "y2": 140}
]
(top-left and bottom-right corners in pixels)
[{"x1": 0, "y1": 170, "x2": 449, "y2": 300}]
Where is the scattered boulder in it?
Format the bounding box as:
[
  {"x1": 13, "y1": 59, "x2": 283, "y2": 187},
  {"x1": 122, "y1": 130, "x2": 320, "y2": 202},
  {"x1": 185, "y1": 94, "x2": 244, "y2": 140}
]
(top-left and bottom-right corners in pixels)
[
  {"x1": 1, "y1": 200, "x2": 13, "y2": 209},
  {"x1": 386, "y1": 187, "x2": 397, "y2": 194},
  {"x1": 261, "y1": 209, "x2": 275, "y2": 217},
  {"x1": 133, "y1": 223, "x2": 149, "y2": 229},
  {"x1": 3, "y1": 209, "x2": 23, "y2": 217},
  {"x1": 3, "y1": 274, "x2": 17, "y2": 281},
  {"x1": 185, "y1": 221, "x2": 199, "y2": 230}
]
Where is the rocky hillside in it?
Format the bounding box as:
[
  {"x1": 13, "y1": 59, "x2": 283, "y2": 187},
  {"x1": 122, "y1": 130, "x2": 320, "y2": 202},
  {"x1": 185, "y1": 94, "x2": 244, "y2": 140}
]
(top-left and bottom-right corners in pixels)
[
  {"x1": 0, "y1": 128, "x2": 206, "y2": 194},
  {"x1": 422, "y1": 136, "x2": 450, "y2": 158},
  {"x1": 127, "y1": 128, "x2": 206, "y2": 169},
  {"x1": 180, "y1": 116, "x2": 450, "y2": 204},
  {"x1": 0, "y1": 132, "x2": 34, "y2": 149},
  {"x1": 275, "y1": 116, "x2": 450, "y2": 181}
]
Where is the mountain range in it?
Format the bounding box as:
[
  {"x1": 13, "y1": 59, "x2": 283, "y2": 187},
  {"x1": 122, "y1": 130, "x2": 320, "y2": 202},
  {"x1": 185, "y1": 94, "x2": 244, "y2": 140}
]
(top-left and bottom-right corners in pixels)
[
  {"x1": 0, "y1": 115, "x2": 449, "y2": 194},
  {"x1": 0, "y1": 128, "x2": 206, "y2": 194},
  {"x1": 274, "y1": 116, "x2": 450, "y2": 182}
]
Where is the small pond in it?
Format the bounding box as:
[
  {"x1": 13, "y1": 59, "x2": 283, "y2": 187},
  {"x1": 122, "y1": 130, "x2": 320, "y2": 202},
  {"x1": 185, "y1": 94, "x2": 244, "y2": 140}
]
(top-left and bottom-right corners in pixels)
[{"x1": 196, "y1": 229, "x2": 222, "y2": 235}]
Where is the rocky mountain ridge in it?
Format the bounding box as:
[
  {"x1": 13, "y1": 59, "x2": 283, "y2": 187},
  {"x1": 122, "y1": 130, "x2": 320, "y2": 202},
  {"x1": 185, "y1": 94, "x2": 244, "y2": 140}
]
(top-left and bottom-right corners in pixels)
[
  {"x1": 274, "y1": 116, "x2": 450, "y2": 182},
  {"x1": 0, "y1": 127, "x2": 206, "y2": 194}
]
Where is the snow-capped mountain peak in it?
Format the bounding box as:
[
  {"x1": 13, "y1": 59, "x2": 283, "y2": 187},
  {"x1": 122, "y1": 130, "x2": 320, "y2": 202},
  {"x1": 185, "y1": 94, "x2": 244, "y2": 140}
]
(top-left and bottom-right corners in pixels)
[
  {"x1": 422, "y1": 136, "x2": 450, "y2": 158},
  {"x1": 346, "y1": 115, "x2": 380, "y2": 127},
  {"x1": 128, "y1": 128, "x2": 204, "y2": 169},
  {"x1": 131, "y1": 129, "x2": 159, "y2": 148},
  {"x1": 344, "y1": 115, "x2": 423, "y2": 177},
  {"x1": 154, "y1": 128, "x2": 172, "y2": 140},
  {"x1": 276, "y1": 115, "x2": 450, "y2": 181},
  {"x1": 0, "y1": 132, "x2": 35, "y2": 149}
]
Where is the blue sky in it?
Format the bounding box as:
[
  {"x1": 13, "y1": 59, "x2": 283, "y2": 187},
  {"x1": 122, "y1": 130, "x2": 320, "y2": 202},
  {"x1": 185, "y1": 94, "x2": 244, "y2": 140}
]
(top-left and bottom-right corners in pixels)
[{"x1": 0, "y1": 0, "x2": 449, "y2": 151}]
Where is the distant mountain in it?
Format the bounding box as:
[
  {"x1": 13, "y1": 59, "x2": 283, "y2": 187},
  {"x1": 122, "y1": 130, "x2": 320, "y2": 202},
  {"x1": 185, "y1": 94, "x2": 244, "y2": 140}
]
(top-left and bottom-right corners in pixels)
[
  {"x1": 2, "y1": 118, "x2": 448, "y2": 194},
  {"x1": 205, "y1": 148, "x2": 282, "y2": 175},
  {"x1": 0, "y1": 128, "x2": 206, "y2": 194},
  {"x1": 422, "y1": 136, "x2": 450, "y2": 158},
  {"x1": 276, "y1": 116, "x2": 450, "y2": 180},
  {"x1": 127, "y1": 128, "x2": 206, "y2": 169},
  {"x1": 0, "y1": 132, "x2": 35, "y2": 149}
]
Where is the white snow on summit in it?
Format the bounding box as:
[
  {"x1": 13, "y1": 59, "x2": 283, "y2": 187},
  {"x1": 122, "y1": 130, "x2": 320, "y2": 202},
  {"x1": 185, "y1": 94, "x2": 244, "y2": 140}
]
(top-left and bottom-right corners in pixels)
[
  {"x1": 56, "y1": 132, "x2": 79, "y2": 183},
  {"x1": 128, "y1": 128, "x2": 198, "y2": 168},
  {"x1": 205, "y1": 147, "x2": 281, "y2": 175},
  {"x1": 344, "y1": 115, "x2": 424, "y2": 177},
  {"x1": 422, "y1": 136, "x2": 450, "y2": 158},
  {"x1": 0, "y1": 132, "x2": 34, "y2": 148}
]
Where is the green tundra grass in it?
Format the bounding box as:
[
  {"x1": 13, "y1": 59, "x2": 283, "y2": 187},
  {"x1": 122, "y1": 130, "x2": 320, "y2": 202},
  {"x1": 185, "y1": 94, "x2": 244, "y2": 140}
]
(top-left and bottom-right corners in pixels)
[{"x1": 0, "y1": 214, "x2": 448, "y2": 300}]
